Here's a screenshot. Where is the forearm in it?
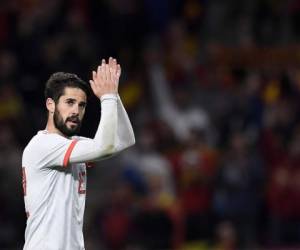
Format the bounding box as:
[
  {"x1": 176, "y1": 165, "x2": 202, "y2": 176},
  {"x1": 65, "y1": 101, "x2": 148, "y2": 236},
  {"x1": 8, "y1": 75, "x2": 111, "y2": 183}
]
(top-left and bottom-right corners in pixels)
[
  {"x1": 69, "y1": 94, "x2": 118, "y2": 163},
  {"x1": 68, "y1": 94, "x2": 135, "y2": 164},
  {"x1": 115, "y1": 94, "x2": 135, "y2": 152}
]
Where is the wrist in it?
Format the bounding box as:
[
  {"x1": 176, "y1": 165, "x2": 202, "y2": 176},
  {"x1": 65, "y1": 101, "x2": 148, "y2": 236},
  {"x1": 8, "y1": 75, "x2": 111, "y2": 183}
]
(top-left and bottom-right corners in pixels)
[{"x1": 100, "y1": 93, "x2": 118, "y2": 102}]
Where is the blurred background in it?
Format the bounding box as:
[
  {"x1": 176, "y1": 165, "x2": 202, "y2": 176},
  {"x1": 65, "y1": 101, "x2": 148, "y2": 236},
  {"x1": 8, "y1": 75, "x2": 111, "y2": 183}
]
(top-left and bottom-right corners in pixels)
[{"x1": 2, "y1": 0, "x2": 300, "y2": 249}]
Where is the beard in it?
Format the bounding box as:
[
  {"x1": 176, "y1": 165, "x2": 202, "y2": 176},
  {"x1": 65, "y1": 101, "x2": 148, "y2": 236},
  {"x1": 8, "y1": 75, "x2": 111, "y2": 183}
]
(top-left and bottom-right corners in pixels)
[{"x1": 53, "y1": 109, "x2": 82, "y2": 137}]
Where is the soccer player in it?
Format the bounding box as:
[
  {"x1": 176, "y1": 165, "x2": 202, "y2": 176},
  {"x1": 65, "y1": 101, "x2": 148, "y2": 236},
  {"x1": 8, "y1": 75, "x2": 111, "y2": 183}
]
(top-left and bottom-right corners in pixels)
[{"x1": 22, "y1": 57, "x2": 135, "y2": 250}]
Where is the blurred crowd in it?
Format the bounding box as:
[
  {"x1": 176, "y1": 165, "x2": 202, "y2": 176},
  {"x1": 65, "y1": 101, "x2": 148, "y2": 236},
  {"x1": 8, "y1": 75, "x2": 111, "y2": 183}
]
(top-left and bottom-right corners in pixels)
[{"x1": 2, "y1": 0, "x2": 300, "y2": 249}]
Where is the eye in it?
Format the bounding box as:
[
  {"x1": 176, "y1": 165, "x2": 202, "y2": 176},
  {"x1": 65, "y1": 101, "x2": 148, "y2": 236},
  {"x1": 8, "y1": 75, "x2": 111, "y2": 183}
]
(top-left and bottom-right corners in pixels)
[
  {"x1": 79, "y1": 102, "x2": 87, "y2": 109},
  {"x1": 66, "y1": 99, "x2": 75, "y2": 106}
]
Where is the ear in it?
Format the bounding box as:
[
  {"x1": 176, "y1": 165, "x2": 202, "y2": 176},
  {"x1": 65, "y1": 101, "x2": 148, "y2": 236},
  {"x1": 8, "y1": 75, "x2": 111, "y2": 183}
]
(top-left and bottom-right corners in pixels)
[{"x1": 46, "y1": 98, "x2": 55, "y2": 113}]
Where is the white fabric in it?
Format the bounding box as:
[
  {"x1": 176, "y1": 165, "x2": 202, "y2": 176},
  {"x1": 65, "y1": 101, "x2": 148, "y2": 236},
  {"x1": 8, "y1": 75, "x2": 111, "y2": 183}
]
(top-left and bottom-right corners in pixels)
[{"x1": 22, "y1": 94, "x2": 135, "y2": 250}]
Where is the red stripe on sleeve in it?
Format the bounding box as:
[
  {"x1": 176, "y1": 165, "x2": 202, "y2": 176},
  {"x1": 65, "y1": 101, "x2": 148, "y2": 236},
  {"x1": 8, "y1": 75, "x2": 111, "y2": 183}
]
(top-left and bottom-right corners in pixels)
[{"x1": 63, "y1": 140, "x2": 78, "y2": 167}]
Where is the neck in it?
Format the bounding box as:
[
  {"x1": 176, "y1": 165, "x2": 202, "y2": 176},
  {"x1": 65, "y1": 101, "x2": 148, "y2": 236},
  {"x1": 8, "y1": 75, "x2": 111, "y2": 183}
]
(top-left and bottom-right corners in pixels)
[{"x1": 45, "y1": 115, "x2": 68, "y2": 138}]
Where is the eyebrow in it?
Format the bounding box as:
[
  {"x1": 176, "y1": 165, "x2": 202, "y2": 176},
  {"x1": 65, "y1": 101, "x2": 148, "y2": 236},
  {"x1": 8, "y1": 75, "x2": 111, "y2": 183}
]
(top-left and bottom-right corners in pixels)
[
  {"x1": 65, "y1": 98, "x2": 87, "y2": 105},
  {"x1": 65, "y1": 98, "x2": 77, "y2": 102}
]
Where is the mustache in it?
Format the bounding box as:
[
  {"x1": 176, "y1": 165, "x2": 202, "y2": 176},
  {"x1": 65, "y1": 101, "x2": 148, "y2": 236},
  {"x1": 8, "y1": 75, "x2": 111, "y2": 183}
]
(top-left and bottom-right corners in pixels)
[{"x1": 66, "y1": 116, "x2": 80, "y2": 123}]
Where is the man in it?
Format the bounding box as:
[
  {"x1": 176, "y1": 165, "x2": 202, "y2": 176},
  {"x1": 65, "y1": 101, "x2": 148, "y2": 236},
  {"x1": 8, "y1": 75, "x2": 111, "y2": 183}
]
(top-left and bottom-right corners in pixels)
[{"x1": 22, "y1": 57, "x2": 135, "y2": 250}]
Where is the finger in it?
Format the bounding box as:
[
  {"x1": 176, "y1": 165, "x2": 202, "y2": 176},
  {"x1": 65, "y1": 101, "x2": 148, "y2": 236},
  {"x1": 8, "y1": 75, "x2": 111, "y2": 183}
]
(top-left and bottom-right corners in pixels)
[
  {"x1": 89, "y1": 80, "x2": 96, "y2": 92},
  {"x1": 105, "y1": 64, "x2": 110, "y2": 82},
  {"x1": 111, "y1": 61, "x2": 118, "y2": 80},
  {"x1": 108, "y1": 57, "x2": 115, "y2": 78},
  {"x1": 92, "y1": 71, "x2": 97, "y2": 82},
  {"x1": 98, "y1": 59, "x2": 105, "y2": 80},
  {"x1": 114, "y1": 64, "x2": 121, "y2": 89},
  {"x1": 116, "y1": 64, "x2": 121, "y2": 78},
  {"x1": 109, "y1": 57, "x2": 113, "y2": 68},
  {"x1": 97, "y1": 66, "x2": 101, "y2": 80},
  {"x1": 100, "y1": 64, "x2": 106, "y2": 81},
  {"x1": 111, "y1": 58, "x2": 117, "y2": 74},
  {"x1": 109, "y1": 65, "x2": 115, "y2": 83}
]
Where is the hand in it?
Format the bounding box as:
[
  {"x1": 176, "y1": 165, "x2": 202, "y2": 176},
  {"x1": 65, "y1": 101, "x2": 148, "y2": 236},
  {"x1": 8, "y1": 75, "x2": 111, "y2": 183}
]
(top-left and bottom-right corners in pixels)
[{"x1": 89, "y1": 57, "x2": 121, "y2": 99}]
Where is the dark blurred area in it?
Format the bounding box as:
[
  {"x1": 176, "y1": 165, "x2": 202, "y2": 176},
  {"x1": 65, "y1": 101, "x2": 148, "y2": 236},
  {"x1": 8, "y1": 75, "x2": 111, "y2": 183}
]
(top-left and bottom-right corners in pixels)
[{"x1": 2, "y1": 0, "x2": 300, "y2": 249}]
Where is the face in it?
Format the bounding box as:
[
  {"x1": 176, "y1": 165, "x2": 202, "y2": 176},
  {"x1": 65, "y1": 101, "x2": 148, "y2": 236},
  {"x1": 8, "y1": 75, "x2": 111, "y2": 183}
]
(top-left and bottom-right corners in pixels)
[{"x1": 53, "y1": 87, "x2": 87, "y2": 137}]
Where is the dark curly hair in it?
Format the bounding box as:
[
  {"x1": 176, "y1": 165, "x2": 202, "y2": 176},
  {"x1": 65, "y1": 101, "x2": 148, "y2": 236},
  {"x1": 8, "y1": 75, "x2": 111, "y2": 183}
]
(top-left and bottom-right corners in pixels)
[{"x1": 44, "y1": 72, "x2": 91, "y2": 103}]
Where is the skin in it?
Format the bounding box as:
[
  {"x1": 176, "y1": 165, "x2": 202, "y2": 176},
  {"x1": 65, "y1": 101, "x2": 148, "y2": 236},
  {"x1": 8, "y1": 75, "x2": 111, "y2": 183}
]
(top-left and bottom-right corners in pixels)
[
  {"x1": 46, "y1": 57, "x2": 121, "y2": 138},
  {"x1": 46, "y1": 87, "x2": 87, "y2": 138}
]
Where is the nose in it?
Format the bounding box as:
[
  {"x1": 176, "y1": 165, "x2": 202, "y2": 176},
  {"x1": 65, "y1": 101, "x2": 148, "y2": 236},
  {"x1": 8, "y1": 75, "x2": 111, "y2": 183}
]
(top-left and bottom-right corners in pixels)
[{"x1": 71, "y1": 104, "x2": 79, "y2": 115}]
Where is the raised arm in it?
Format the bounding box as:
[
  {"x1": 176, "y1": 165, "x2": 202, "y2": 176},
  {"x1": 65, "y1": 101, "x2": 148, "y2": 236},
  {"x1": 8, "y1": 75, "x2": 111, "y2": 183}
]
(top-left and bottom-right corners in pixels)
[
  {"x1": 115, "y1": 94, "x2": 135, "y2": 152},
  {"x1": 68, "y1": 58, "x2": 135, "y2": 164}
]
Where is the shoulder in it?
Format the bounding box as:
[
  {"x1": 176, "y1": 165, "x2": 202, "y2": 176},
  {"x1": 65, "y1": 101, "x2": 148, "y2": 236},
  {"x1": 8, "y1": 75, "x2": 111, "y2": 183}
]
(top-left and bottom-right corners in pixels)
[{"x1": 23, "y1": 131, "x2": 71, "y2": 158}]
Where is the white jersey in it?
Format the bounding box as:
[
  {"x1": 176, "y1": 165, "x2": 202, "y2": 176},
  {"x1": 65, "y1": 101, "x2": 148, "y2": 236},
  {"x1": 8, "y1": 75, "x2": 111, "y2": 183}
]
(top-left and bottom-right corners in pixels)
[{"x1": 22, "y1": 94, "x2": 135, "y2": 250}]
